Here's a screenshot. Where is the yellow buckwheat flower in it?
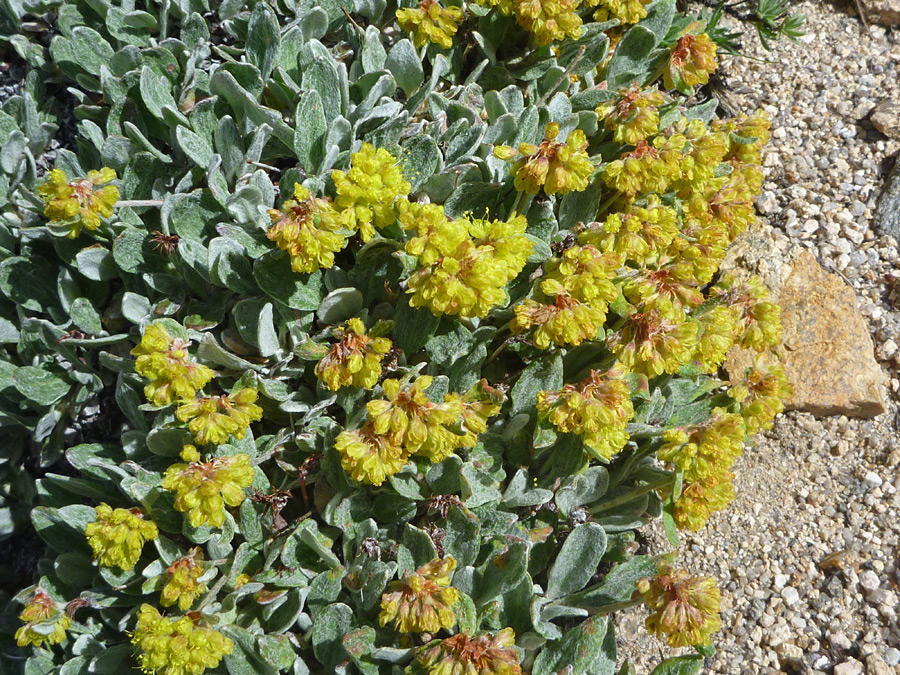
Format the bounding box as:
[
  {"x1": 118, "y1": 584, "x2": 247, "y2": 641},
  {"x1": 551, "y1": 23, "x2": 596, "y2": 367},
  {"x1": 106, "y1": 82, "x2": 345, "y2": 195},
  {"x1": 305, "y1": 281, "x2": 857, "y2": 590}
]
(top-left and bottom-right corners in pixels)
[
  {"x1": 511, "y1": 0, "x2": 581, "y2": 46},
  {"x1": 606, "y1": 310, "x2": 699, "y2": 377},
  {"x1": 500, "y1": 123, "x2": 593, "y2": 195},
  {"x1": 315, "y1": 318, "x2": 392, "y2": 391},
  {"x1": 379, "y1": 557, "x2": 459, "y2": 633},
  {"x1": 596, "y1": 86, "x2": 665, "y2": 145},
  {"x1": 673, "y1": 468, "x2": 735, "y2": 531},
  {"x1": 621, "y1": 263, "x2": 704, "y2": 318},
  {"x1": 131, "y1": 604, "x2": 233, "y2": 675},
  {"x1": 37, "y1": 167, "x2": 119, "y2": 238},
  {"x1": 586, "y1": 0, "x2": 651, "y2": 24},
  {"x1": 335, "y1": 421, "x2": 408, "y2": 486},
  {"x1": 445, "y1": 379, "x2": 506, "y2": 448},
  {"x1": 664, "y1": 33, "x2": 718, "y2": 92},
  {"x1": 406, "y1": 213, "x2": 532, "y2": 318},
  {"x1": 176, "y1": 388, "x2": 263, "y2": 446},
  {"x1": 541, "y1": 245, "x2": 620, "y2": 311},
  {"x1": 160, "y1": 548, "x2": 207, "y2": 611},
  {"x1": 397, "y1": 0, "x2": 464, "y2": 49},
  {"x1": 131, "y1": 323, "x2": 215, "y2": 406},
  {"x1": 416, "y1": 628, "x2": 523, "y2": 675},
  {"x1": 266, "y1": 183, "x2": 345, "y2": 274},
  {"x1": 536, "y1": 367, "x2": 634, "y2": 461},
  {"x1": 333, "y1": 144, "x2": 411, "y2": 241},
  {"x1": 511, "y1": 294, "x2": 606, "y2": 349},
  {"x1": 637, "y1": 563, "x2": 722, "y2": 647},
  {"x1": 710, "y1": 274, "x2": 781, "y2": 351},
  {"x1": 161, "y1": 454, "x2": 255, "y2": 528},
  {"x1": 577, "y1": 195, "x2": 678, "y2": 264},
  {"x1": 657, "y1": 408, "x2": 746, "y2": 480},
  {"x1": 15, "y1": 589, "x2": 72, "y2": 648},
  {"x1": 728, "y1": 353, "x2": 792, "y2": 435},
  {"x1": 602, "y1": 137, "x2": 684, "y2": 197},
  {"x1": 693, "y1": 305, "x2": 739, "y2": 372},
  {"x1": 85, "y1": 503, "x2": 159, "y2": 571}
]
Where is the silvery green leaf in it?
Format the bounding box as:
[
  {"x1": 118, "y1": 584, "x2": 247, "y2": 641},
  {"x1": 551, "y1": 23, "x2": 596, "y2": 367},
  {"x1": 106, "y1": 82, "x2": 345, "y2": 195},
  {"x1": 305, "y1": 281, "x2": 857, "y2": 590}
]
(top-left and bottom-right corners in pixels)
[
  {"x1": 545, "y1": 523, "x2": 607, "y2": 599},
  {"x1": 247, "y1": 3, "x2": 281, "y2": 80},
  {"x1": 385, "y1": 39, "x2": 423, "y2": 97},
  {"x1": 294, "y1": 90, "x2": 327, "y2": 174}
]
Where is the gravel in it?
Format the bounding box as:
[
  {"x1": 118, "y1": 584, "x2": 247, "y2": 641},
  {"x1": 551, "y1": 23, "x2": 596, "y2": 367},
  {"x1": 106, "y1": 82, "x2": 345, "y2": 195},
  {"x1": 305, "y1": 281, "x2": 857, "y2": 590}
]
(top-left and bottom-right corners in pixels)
[{"x1": 616, "y1": 1, "x2": 900, "y2": 672}]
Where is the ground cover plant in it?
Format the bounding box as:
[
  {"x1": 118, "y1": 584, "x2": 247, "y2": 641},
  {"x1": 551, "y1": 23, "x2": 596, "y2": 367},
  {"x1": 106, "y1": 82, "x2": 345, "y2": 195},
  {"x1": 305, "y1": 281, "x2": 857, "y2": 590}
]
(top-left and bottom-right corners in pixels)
[{"x1": 0, "y1": 0, "x2": 793, "y2": 672}]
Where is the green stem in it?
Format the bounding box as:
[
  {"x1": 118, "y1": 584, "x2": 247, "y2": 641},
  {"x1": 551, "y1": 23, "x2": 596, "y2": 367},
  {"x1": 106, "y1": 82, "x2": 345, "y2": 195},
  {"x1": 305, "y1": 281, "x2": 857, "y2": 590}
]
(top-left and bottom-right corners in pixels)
[
  {"x1": 589, "y1": 475, "x2": 671, "y2": 514},
  {"x1": 510, "y1": 190, "x2": 533, "y2": 217},
  {"x1": 595, "y1": 190, "x2": 623, "y2": 219},
  {"x1": 117, "y1": 199, "x2": 164, "y2": 208},
  {"x1": 197, "y1": 572, "x2": 229, "y2": 611}
]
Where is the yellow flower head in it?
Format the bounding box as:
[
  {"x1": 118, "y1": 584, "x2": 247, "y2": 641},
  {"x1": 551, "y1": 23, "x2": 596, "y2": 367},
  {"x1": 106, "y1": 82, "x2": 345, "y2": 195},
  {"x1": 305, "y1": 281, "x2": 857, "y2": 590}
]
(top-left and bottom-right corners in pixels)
[
  {"x1": 15, "y1": 589, "x2": 72, "y2": 648},
  {"x1": 511, "y1": 294, "x2": 606, "y2": 349},
  {"x1": 596, "y1": 86, "x2": 665, "y2": 146},
  {"x1": 37, "y1": 167, "x2": 119, "y2": 238},
  {"x1": 84, "y1": 503, "x2": 158, "y2": 571},
  {"x1": 333, "y1": 144, "x2": 411, "y2": 241},
  {"x1": 672, "y1": 468, "x2": 735, "y2": 531},
  {"x1": 131, "y1": 323, "x2": 215, "y2": 406},
  {"x1": 728, "y1": 353, "x2": 792, "y2": 435},
  {"x1": 406, "y1": 213, "x2": 532, "y2": 318},
  {"x1": 587, "y1": 0, "x2": 652, "y2": 24},
  {"x1": 657, "y1": 408, "x2": 746, "y2": 480},
  {"x1": 161, "y1": 548, "x2": 208, "y2": 612},
  {"x1": 536, "y1": 367, "x2": 634, "y2": 461},
  {"x1": 710, "y1": 274, "x2": 781, "y2": 352},
  {"x1": 504, "y1": 123, "x2": 593, "y2": 195},
  {"x1": 161, "y1": 454, "x2": 255, "y2": 528},
  {"x1": 577, "y1": 195, "x2": 678, "y2": 264},
  {"x1": 542, "y1": 245, "x2": 620, "y2": 311},
  {"x1": 512, "y1": 0, "x2": 582, "y2": 45},
  {"x1": 472, "y1": 0, "x2": 513, "y2": 14},
  {"x1": 131, "y1": 604, "x2": 233, "y2": 675},
  {"x1": 664, "y1": 33, "x2": 718, "y2": 92},
  {"x1": 176, "y1": 388, "x2": 263, "y2": 446},
  {"x1": 602, "y1": 137, "x2": 684, "y2": 197},
  {"x1": 606, "y1": 310, "x2": 699, "y2": 377},
  {"x1": 714, "y1": 110, "x2": 771, "y2": 165},
  {"x1": 692, "y1": 305, "x2": 739, "y2": 372},
  {"x1": 416, "y1": 628, "x2": 522, "y2": 675},
  {"x1": 452, "y1": 379, "x2": 506, "y2": 447},
  {"x1": 266, "y1": 183, "x2": 345, "y2": 274},
  {"x1": 335, "y1": 421, "x2": 408, "y2": 486},
  {"x1": 621, "y1": 263, "x2": 704, "y2": 318},
  {"x1": 396, "y1": 0, "x2": 465, "y2": 49},
  {"x1": 314, "y1": 318, "x2": 392, "y2": 391},
  {"x1": 637, "y1": 563, "x2": 722, "y2": 647},
  {"x1": 379, "y1": 557, "x2": 459, "y2": 634}
]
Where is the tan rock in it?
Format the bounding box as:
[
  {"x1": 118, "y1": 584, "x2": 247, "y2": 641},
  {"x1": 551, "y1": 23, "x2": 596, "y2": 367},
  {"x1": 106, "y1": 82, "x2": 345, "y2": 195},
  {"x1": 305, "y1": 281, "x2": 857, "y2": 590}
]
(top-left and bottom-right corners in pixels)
[
  {"x1": 722, "y1": 223, "x2": 887, "y2": 418},
  {"x1": 871, "y1": 98, "x2": 900, "y2": 140},
  {"x1": 859, "y1": 0, "x2": 900, "y2": 26}
]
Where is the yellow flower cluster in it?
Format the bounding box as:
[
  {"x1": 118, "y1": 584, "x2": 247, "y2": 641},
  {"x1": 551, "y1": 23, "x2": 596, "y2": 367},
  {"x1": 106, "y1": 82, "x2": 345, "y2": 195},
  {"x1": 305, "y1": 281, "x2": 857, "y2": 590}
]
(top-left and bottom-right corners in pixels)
[
  {"x1": 416, "y1": 628, "x2": 522, "y2": 675},
  {"x1": 637, "y1": 563, "x2": 722, "y2": 647},
  {"x1": 621, "y1": 263, "x2": 703, "y2": 318},
  {"x1": 379, "y1": 557, "x2": 459, "y2": 634},
  {"x1": 175, "y1": 388, "x2": 263, "y2": 446},
  {"x1": 710, "y1": 274, "x2": 782, "y2": 352},
  {"x1": 15, "y1": 589, "x2": 71, "y2": 648},
  {"x1": 403, "y1": 206, "x2": 532, "y2": 318},
  {"x1": 728, "y1": 353, "x2": 792, "y2": 435},
  {"x1": 337, "y1": 378, "x2": 503, "y2": 485},
  {"x1": 131, "y1": 323, "x2": 215, "y2": 407},
  {"x1": 693, "y1": 305, "x2": 739, "y2": 373},
  {"x1": 664, "y1": 33, "x2": 718, "y2": 92},
  {"x1": 596, "y1": 87, "x2": 665, "y2": 145},
  {"x1": 576, "y1": 195, "x2": 678, "y2": 264},
  {"x1": 536, "y1": 367, "x2": 634, "y2": 461},
  {"x1": 396, "y1": 0, "x2": 464, "y2": 49},
  {"x1": 160, "y1": 549, "x2": 208, "y2": 611},
  {"x1": 496, "y1": 123, "x2": 593, "y2": 195},
  {"x1": 266, "y1": 183, "x2": 345, "y2": 274},
  {"x1": 658, "y1": 408, "x2": 746, "y2": 531},
  {"x1": 607, "y1": 309, "x2": 698, "y2": 377},
  {"x1": 161, "y1": 454, "x2": 255, "y2": 528},
  {"x1": 84, "y1": 503, "x2": 159, "y2": 571},
  {"x1": 602, "y1": 136, "x2": 686, "y2": 197},
  {"x1": 473, "y1": 0, "x2": 582, "y2": 44},
  {"x1": 510, "y1": 244, "x2": 619, "y2": 349},
  {"x1": 333, "y1": 143, "x2": 411, "y2": 241},
  {"x1": 315, "y1": 318, "x2": 392, "y2": 390},
  {"x1": 37, "y1": 167, "x2": 119, "y2": 238},
  {"x1": 586, "y1": 0, "x2": 651, "y2": 23},
  {"x1": 131, "y1": 605, "x2": 233, "y2": 675}
]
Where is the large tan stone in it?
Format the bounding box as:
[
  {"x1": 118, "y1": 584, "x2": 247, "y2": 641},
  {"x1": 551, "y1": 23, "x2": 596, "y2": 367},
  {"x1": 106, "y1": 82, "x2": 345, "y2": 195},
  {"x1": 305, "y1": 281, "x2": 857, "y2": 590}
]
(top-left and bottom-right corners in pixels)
[
  {"x1": 722, "y1": 222, "x2": 887, "y2": 418},
  {"x1": 859, "y1": 0, "x2": 900, "y2": 26},
  {"x1": 773, "y1": 251, "x2": 886, "y2": 416}
]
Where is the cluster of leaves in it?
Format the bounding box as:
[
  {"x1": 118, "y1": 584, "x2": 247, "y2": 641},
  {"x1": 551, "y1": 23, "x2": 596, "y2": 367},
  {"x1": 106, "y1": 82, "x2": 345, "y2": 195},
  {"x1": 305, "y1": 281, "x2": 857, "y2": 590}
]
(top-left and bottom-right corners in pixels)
[{"x1": 0, "y1": 0, "x2": 792, "y2": 673}]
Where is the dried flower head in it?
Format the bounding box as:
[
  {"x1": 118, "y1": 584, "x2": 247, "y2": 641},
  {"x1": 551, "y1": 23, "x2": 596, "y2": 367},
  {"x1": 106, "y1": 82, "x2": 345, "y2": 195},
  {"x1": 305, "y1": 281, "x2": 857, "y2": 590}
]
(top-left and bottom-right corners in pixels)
[{"x1": 664, "y1": 33, "x2": 718, "y2": 92}]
